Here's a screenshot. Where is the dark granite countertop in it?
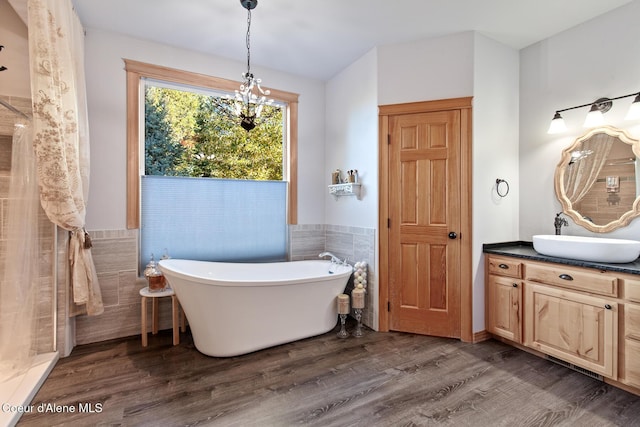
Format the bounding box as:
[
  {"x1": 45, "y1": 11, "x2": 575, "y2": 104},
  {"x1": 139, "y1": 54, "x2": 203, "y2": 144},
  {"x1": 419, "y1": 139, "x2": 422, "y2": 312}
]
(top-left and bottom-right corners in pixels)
[{"x1": 483, "y1": 241, "x2": 640, "y2": 276}]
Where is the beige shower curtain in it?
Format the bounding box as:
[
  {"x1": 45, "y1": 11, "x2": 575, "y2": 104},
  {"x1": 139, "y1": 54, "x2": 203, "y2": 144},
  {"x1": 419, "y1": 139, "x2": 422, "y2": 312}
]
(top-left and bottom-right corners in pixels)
[{"x1": 28, "y1": 0, "x2": 103, "y2": 315}]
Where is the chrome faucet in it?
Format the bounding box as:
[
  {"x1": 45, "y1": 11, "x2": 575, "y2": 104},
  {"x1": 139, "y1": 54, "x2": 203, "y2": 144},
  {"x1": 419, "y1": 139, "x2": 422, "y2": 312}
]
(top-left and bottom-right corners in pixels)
[
  {"x1": 554, "y1": 212, "x2": 569, "y2": 235},
  {"x1": 319, "y1": 251, "x2": 344, "y2": 264}
]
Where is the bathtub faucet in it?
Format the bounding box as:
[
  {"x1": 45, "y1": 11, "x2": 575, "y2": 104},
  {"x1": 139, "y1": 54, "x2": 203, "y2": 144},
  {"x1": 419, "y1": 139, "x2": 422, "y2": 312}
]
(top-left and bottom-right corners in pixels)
[{"x1": 319, "y1": 252, "x2": 345, "y2": 265}]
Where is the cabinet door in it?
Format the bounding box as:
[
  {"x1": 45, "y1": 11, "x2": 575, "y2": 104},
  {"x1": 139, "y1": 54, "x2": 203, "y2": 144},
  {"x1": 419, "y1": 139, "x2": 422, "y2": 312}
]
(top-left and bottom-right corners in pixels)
[
  {"x1": 524, "y1": 282, "x2": 617, "y2": 378},
  {"x1": 622, "y1": 304, "x2": 640, "y2": 387},
  {"x1": 487, "y1": 275, "x2": 522, "y2": 343}
]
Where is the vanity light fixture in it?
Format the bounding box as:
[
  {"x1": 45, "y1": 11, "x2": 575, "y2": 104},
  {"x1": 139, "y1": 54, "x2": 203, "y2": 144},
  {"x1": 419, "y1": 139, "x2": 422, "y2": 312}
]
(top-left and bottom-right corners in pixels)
[
  {"x1": 547, "y1": 92, "x2": 640, "y2": 134},
  {"x1": 213, "y1": 0, "x2": 273, "y2": 131}
]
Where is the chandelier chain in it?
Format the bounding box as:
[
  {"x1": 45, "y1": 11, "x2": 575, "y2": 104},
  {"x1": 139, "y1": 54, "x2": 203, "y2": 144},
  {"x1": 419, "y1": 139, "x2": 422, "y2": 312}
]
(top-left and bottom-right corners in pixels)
[
  {"x1": 246, "y1": 8, "x2": 252, "y2": 75},
  {"x1": 210, "y1": 0, "x2": 272, "y2": 131}
]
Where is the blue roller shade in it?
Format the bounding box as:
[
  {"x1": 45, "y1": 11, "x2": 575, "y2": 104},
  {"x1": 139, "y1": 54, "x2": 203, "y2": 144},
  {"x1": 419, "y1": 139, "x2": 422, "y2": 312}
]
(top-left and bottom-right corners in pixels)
[{"x1": 140, "y1": 175, "x2": 287, "y2": 272}]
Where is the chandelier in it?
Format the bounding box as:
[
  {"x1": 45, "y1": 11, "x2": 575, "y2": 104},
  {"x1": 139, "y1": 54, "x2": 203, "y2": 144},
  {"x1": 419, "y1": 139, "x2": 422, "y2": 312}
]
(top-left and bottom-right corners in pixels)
[{"x1": 215, "y1": 0, "x2": 273, "y2": 131}]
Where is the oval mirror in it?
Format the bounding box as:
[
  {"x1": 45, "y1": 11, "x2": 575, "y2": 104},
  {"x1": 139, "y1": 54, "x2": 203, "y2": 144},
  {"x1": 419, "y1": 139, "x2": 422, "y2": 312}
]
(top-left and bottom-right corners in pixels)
[{"x1": 555, "y1": 126, "x2": 640, "y2": 233}]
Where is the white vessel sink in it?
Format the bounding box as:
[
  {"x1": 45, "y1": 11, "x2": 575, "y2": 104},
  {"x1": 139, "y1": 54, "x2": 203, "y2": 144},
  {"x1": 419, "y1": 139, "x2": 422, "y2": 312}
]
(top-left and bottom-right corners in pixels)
[{"x1": 532, "y1": 235, "x2": 640, "y2": 263}]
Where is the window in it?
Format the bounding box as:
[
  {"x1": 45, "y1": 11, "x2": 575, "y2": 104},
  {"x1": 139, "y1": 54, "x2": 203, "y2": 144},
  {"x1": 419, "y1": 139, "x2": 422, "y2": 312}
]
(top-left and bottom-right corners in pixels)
[
  {"x1": 124, "y1": 60, "x2": 299, "y2": 266},
  {"x1": 125, "y1": 59, "x2": 298, "y2": 228},
  {"x1": 143, "y1": 79, "x2": 285, "y2": 180}
]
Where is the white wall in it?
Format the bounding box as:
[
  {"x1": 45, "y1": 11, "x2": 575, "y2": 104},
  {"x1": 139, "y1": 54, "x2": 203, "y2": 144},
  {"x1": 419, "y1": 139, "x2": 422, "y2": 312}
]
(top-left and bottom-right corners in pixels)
[
  {"x1": 324, "y1": 48, "x2": 378, "y2": 228},
  {"x1": 520, "y1": 0, "x2": 640, "y2": 241},
  {"x1": 379, "y1": 31, "x2": 520, "y2": 334},
  {"x1": 83, "y1": 29, "x2": 327, "y2": 230},
  {"x1": 325, "y1": 48, "x2": 379, "y2": 329},
  {"x1": 472, "y1": 33, "x2": 520, "y2": 332},
  {"x1": 327, "y1": 32, "x2": 478, "y2": 227},
  {"x1": 0, "y1": 0, "x2": 29, "y2": 97},
  {"x1": 377, "y1": 32, "x2": 474, "y2": 106}
]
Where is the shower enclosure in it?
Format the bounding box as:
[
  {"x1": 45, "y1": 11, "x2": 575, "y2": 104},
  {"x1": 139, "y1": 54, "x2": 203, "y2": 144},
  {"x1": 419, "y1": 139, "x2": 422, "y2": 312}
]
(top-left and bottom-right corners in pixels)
[
  {"x1": 0, "y1": 97, "x2": 58, "y2": 427},
  {"x1": 0, "y1": 0, "x2": 96, "y2": 423}
]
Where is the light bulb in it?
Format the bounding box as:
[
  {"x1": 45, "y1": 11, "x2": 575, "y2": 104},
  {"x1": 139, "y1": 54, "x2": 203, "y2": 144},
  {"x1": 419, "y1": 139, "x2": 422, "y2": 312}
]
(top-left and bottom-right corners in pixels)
[
  {"x1": 583, "y1": 104, "x2": 605, "y2": 128},
  {"x1": 547, "y1": 112, "x2": 567, "y2": 134}
]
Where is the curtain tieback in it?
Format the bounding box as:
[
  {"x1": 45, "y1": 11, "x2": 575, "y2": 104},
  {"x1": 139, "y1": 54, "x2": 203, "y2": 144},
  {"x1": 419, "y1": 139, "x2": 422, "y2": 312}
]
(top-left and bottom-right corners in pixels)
[
  {"x1": 71, "y1": 228, "x2": 93, "y2": 249},
  {"x1": 83, "y1": 230, "x2": 93, "y2": 249}
]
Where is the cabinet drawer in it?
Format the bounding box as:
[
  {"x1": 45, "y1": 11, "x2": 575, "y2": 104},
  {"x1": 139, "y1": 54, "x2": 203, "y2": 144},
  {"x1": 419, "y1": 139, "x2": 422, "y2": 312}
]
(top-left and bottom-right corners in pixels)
[
  {"x1": 622, "y1": 278, "x2": 640, "y2": 303},
  {"x1": 525, "y1": 263, "x2": 617, "y2": 297},
  {"x1": 487, "y1": 256, "x2": 522, "y2": 279}
]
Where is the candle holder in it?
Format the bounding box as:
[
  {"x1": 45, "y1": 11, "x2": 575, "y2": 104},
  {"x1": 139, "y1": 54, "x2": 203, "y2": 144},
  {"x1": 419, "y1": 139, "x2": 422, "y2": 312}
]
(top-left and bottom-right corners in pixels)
[
  {"x1": 337, "y1": 314, "x2": 349, "y2": 338},
  {"x1": 351, "y1": 283, "x2": 365, "y2": 338},
  {"x1": 336, "y1": 293, "x2": 350, "y2": 338},
  {"x1": 353, "y1": 308, "x2": 364, "y2": 337}
]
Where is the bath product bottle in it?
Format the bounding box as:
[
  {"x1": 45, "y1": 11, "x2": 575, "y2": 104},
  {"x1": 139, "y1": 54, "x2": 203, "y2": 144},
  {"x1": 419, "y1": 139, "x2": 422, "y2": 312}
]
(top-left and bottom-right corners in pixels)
[
  {"x1": 332, "y1": 169, "x2": 342, "y2": 185},
  {"x1": 144, "y1": 254, "x2": 166, "y2": 292}
]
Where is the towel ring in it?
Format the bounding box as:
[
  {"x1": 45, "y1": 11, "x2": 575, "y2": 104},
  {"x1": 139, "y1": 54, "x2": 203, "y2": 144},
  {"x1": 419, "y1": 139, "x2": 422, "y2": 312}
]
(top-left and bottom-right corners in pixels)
[{"x1": 496, "y1": 179, "x2": 509, "y2": 198}]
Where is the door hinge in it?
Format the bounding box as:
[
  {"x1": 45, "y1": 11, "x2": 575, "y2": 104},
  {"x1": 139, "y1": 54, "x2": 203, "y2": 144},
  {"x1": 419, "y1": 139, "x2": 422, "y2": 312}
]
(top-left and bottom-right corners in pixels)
[
  {"x1": 387, "y1": 301, "x2": 391, "y2": 312},
  {"x1": 387, "y1": 134, "x2": 391, "y2": 145},
  {"x1": 387, "y1": 218, "x2": 391, "y2": 228}
]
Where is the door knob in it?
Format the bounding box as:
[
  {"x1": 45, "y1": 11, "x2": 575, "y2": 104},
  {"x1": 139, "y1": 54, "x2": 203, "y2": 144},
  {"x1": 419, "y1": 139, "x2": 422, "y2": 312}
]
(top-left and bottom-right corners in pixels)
[{"x1": 448, "y1": 232, "x2": 457, "y2": 239}]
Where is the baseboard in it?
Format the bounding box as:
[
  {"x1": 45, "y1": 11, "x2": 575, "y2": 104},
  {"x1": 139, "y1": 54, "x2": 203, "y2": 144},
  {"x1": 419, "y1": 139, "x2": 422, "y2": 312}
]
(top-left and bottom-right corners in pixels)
[{"x1": 472, "y1": 330, "x2": 492, "y2": 343}]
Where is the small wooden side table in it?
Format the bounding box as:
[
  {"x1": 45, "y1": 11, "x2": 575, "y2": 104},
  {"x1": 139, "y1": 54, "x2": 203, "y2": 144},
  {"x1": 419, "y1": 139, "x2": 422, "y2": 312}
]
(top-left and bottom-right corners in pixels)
[{"x1": 140, "y1": 287, "x2": 186, "y2": 346}]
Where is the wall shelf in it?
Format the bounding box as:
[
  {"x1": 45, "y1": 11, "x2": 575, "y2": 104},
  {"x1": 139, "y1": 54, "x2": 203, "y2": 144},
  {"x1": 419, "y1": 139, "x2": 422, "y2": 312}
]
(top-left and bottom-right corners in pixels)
[{"x1": 329, "y1": 183, "x2": 361, "y2": 200}]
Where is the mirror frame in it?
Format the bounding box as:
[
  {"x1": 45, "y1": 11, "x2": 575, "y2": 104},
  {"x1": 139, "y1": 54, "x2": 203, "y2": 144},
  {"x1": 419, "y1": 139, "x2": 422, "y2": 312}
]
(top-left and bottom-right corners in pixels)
[{"x1": 554, "y1": 126, "x2": 640, "y2": 233}]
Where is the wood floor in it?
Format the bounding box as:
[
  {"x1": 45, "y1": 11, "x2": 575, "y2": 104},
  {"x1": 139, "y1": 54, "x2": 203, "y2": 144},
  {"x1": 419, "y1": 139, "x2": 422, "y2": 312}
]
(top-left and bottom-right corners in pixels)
[{"x1": 18, "y1": 323, "x2": 640, "y2": 426}]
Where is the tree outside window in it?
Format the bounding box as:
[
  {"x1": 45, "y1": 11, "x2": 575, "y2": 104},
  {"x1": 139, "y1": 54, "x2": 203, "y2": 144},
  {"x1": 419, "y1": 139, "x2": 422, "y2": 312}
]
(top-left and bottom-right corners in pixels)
[{"x1": 144, "y1": 84, "x2": 284, "y2": 180}]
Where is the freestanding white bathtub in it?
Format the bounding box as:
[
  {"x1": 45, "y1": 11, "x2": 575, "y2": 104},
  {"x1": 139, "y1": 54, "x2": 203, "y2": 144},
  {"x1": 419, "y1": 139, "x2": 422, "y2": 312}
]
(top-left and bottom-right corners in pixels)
[{"x1": 158, "y1": 259, "x2": 352, "y2": 357}]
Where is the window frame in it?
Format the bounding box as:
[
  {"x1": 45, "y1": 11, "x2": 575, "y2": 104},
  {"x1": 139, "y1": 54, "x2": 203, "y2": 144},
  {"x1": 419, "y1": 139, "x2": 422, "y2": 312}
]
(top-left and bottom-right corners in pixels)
[{"x1": 124, "y1": 59, "x2": 299, "y2": 229}]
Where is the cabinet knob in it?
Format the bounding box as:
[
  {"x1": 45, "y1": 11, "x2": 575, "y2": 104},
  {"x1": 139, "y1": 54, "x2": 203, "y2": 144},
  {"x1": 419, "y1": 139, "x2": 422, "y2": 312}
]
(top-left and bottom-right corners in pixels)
[
  {"x1": 559, "y1": 274, "x2": 573, "y2": 281},
  {"x1": 512, "y1": 283, "x2": 518, "y2": 288},
  {"x1": 605, "y1": 304, "x2": 612, "y2": 310},
  {"x1": 498, "y1": 263, "x2": 509, "y2": 269}
]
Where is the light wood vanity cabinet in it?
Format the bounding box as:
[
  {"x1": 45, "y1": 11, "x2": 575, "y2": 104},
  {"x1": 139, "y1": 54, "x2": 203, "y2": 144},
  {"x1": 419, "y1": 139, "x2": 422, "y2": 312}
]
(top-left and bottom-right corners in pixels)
[
  {"x1": 523, "y1": 282, "x2": 617, "y2": 378},
  {"x1": 486, "y1": 253, "x2": 640, "y2": 393},
  {"x1": 486, "y1": 256, "x2": 522, "y2": 343},
  {"x1": 620, "y1": 278, "x2": 640, "y2": 389},
  {"x1": 523, "y1": 261, "x2": 618, "y2": 379},
  {"x1": 487, "y1": 275, "x2": 522, "y2": 342}
]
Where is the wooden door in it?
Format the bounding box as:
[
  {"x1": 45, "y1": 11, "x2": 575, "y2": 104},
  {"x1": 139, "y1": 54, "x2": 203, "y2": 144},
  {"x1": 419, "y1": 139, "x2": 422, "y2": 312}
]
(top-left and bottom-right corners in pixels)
[
  {"x1": 524, "y1": 282, "x2": 617, "y2": 378},
  {"x1": 387, "y1": 109, "x2": 461, "y2": 337}
]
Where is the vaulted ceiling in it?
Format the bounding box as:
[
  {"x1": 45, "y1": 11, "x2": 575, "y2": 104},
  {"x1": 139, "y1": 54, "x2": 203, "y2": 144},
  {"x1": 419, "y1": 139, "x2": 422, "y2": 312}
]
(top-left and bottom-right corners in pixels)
[{"x1": 64, "y1": 0, "x2": 633, "y2": 80}]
